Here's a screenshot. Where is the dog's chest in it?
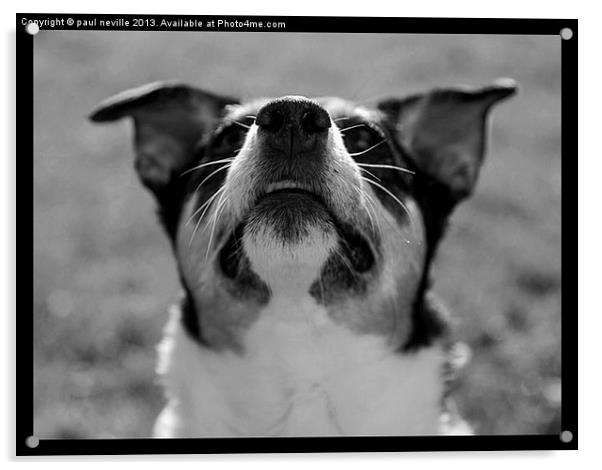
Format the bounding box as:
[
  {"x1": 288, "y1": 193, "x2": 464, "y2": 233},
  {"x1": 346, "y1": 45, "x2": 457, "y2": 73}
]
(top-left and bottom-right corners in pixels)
[{"x1": 156, "y1": 297, "x2": 444, "y2": 437}]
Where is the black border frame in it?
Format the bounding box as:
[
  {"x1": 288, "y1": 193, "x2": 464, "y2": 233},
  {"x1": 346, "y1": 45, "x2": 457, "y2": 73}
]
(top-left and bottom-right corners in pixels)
[{"x1": 19, "y1": 14, "x2": 578, "y2": 456}]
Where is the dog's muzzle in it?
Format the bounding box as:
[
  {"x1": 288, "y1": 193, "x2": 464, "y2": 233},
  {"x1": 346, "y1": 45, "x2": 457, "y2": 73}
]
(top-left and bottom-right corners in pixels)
[
  {"x1": 218, "y1": 96, "x2": 376, "y2": 278},
  {"x1": 249, "y1": 98, "x2": 336, "y2": 219},
  {"x1": 228, "y1": 96, "x2": 343, "y2": 219}
]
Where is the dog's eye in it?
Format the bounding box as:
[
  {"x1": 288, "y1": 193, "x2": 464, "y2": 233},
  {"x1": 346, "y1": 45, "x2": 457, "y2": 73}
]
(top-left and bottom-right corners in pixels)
[
  {"x1": 210, "y1": 128, "x2": 245, "y2": 156},
  {"x1": 210, "y1": 118, "x2": 254, "y2": 155},
  {"x1": 342, "y1": 126, "x2": 381, "y2": 155},
  {"x1": 216, "y1": 128, "x2": 246, "y2": 151}
]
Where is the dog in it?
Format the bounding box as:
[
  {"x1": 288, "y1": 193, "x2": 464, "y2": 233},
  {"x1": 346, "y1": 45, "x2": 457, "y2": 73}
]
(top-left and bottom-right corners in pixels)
[{"x1": 90, "y1": 78, "x2": 516, "y2": 437}]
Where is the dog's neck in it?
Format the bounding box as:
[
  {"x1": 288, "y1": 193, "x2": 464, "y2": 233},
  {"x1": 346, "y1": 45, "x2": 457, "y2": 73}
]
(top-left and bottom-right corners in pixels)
[
  {"x1": 155, "y1": 295, "x2": 446, "y2": 437},
  {"x1": 156, "y1": 205, "x2": 449, "y2": 437}
]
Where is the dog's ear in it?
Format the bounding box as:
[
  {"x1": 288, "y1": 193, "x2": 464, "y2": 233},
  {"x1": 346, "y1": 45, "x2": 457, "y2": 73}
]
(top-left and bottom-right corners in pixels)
[
  {"x1": 378, "y1": 79, "x2": 517, "y2": 201},
  {"x1": 89, "y1": 82, "x2": 238, "y2": 193}
]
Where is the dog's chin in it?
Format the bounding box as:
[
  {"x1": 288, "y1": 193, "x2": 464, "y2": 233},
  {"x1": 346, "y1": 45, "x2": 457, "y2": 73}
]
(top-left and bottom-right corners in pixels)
[
  {"x1": 238, "y1": 191, "x2": 336, "y2": 289},
  {"x1": 246, "y1": 190, "x2": 336, "y2": 244},
  {"x1": 217, "y1": 189, "x2": 376, "y2": 290}
]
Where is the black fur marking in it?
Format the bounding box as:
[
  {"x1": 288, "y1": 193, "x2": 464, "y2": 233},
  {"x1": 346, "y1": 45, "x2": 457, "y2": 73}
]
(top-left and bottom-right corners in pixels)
[
  {"x1": 219, "y1": 227, "x2": 243, "y2": 279},
  {"x1": 219, "y1": 225, "x2": 272, "y2": 303},
  {"x1": 178, "y1": 230, "x2": 270, "y2": 347},
  {"x1": 179, "y1": 281, "x2": 207, "y2": 346},
  {"x1": 154, "y1": 176, "x2": 190, "y2": 242},
  {"x1": 403, "y1": 280, "x2": 450, "y2": 351},
  {"x1": 223, "y1": 254, "x2": 271, "y2": 304},
  {"x1": 399, "y1": 163, "x2": 457, "y2": 351},
  {"x1": 340, "y1": 228, "x2": 374, "y2": 273},
  {"x1": 309, "y1": 245, "x2": 370, "y2": 304},
  {"x1": 309, "y1": 220, "x2": 376, "y2": 304}
]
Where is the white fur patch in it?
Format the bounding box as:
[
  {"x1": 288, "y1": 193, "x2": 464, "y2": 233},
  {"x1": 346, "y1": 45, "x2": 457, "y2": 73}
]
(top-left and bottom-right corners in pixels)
[
  {"x1": 242, "y1": 223, "x2": 336, "y2": 294},
  {"x1": 154, "y1": 299, "x2": 445, "y2": 437}
]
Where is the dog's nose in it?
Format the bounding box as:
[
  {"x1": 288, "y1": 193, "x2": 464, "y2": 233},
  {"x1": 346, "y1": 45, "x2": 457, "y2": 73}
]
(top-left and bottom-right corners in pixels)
[{"x1": 255, "y1": 97, "x2": 331, "y2": 156}]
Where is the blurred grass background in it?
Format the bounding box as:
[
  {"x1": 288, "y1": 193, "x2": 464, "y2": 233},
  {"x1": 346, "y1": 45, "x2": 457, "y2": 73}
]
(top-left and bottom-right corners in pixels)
[{"x1": 33, "y1": 31, "x2": 561, "y2": 437}]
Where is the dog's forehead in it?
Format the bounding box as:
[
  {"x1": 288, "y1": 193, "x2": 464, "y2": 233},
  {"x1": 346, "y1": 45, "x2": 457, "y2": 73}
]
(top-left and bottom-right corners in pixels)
[
  {"x1": 225, "y1": 97, "x2": 380, "y2": 122},
  {"x1": 313, "y1": 97, "x2": 379, "y2": 122},
  {"x1": 225, "y1": 98, "x2": 270, "y2": 119}
]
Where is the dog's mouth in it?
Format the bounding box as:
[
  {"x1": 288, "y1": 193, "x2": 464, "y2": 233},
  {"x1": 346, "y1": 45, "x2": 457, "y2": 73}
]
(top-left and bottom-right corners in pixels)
[
  {"x1": 257, "y1": 180, "x2": 323, "y2": 205},
  {"x1": 217, "y1": 179, "x2": 375, "y2": 278}
]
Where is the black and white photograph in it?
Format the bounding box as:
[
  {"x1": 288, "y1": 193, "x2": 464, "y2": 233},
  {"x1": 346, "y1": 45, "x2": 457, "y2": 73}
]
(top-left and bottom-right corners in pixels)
[{"x1": 25, "y1": 15, "x2": 573, "y2": 453}]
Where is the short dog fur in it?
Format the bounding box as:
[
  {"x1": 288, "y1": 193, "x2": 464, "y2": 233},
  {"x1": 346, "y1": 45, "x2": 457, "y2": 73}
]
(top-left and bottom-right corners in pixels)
[{"x1": 90, "y1": 79, "x2": 516, "y2": 437}]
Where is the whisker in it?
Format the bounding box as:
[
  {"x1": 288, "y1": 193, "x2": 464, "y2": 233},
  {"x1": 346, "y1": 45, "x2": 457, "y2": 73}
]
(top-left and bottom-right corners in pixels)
[
  {"x1": 339, "y1": 123, "x2": 366, "y2": 133},
  {"x1": 231, "y1": 120, "x2": 251, "y2": 130},
  {"x1": 357, "y1": 179, "x2": 397, "y2": 234},
  {"x1": 362, "y1": 176, "x2": 407, "y2": 215},
  {"x1": 193, "y1": 164, "x2": 232, "y2": 195},
  {"x1": 180, "y1": 158, "x2": 235, "y2": 177},
  {"x1": 187, "y1": 187, "x2": 227, "y2": 249},
  {"x1": 363, "y1": 188, "x2": 383, "y2": 236},
  {"x1": 348, "y1": 139, "x2": 387, "y2": 157},
  {"x1": 227, "y1": 240, "x2": 245, "y2": 260},
  {"x1": 352, "y1": 185, "x2": 378, "y2": 236},
  {"x1": 205, "y1": 192, "x2": 229, "y2": 261},
  {"x1": 333, "y1": 116, "x2": 351, "y2": 122},
  {"x1": 244, "y1": 115, "x2": 256, "y2": 120},
  {"x1": 185, "y1": 186, "x2": 226, "y2": 228},
  {"x1": 334, "y1": 243, "x2": 361, "y2": 278},
  {"x1": 361, "y1": 176, "x2": 417, "y2": 236},
  {"x1": 359, "y1": 167, "x2": 382, "y2": 182},
  {"x1": 357, "y1": 162, "x2": 415, "y2": 175}
]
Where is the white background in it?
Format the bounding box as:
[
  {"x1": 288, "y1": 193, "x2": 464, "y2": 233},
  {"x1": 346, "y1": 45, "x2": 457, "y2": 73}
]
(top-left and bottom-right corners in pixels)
[{"x1": 1, "y1": 0, "x2": 596, "y2": 467}]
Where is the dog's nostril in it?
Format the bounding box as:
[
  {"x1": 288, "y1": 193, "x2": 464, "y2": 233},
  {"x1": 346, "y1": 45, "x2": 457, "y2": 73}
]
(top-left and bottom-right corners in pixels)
[
  {"x1": 301, "y1": 108, "x2": 331, "y2": 133},
  {"x1": 256, "y1": 108, "x2": 285, "y2": 133}
]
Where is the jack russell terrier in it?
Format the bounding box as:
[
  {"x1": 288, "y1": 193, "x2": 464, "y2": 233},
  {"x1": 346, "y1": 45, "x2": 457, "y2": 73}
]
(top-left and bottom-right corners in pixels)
[{"x1": 90, "y1": 79, "x2": 516, "y2": 437}]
